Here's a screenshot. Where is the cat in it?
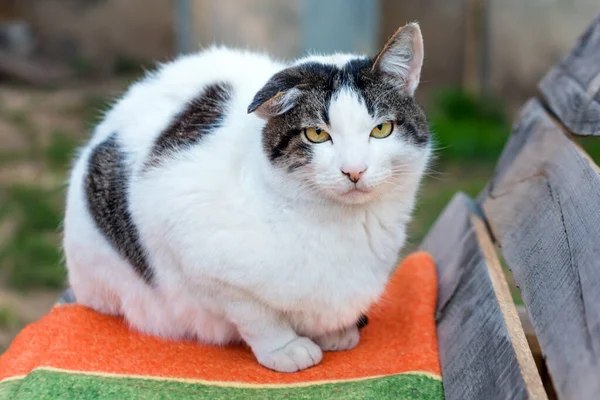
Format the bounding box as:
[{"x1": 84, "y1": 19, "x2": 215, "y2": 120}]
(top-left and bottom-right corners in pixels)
[{"x1": 63, "y1": 22, "x2": 430, "y2": 373}]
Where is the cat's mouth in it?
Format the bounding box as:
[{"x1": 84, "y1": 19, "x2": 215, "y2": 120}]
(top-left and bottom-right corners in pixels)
[
  {"x1": 337, "y1": 186, "x2": 376, "y2": 204},
  {"x1": 344, "y1": 186, "x2": 372, "y2": 195}
]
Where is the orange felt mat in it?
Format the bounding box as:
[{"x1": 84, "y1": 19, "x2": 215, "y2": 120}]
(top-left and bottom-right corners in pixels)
[{"x1": 0, "y1": 252, "x2": 442, "y2": 399}]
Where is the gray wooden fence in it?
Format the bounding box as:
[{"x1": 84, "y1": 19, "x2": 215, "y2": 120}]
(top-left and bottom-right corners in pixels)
[{"x1": 422, "y1": 13, "x2": 600, "y2": 400}]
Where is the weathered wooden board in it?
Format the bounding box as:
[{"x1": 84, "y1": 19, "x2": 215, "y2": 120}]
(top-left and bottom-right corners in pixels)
[
  {"x1": 478, "y1": 99, "x2": 544, "y2": 203},
  {"x1": 517, "y1": 306, "x2": 558, "y2": 400},
  {"x1": 421, "y1": 193, "x2": 545, "y2": 400},
  {"x1": 539, "y1": 14, "x2": 600, "y2": 136},
  {"x1": 483, "y1": 99, "x2": 600, "y2": 400}
]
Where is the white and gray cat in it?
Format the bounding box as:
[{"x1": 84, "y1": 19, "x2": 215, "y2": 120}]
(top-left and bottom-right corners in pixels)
[{"x1": 63, "y1": 23, "x2": 431, "y2": 373}]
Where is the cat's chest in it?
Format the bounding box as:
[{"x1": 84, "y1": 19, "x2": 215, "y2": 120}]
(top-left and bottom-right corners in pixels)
[
  {"x1": 266, "y1": 213, "x2": 399, "y2": 332},
  {"x1": 237, "y1": 207, "x2": 403, "y2": 306}
]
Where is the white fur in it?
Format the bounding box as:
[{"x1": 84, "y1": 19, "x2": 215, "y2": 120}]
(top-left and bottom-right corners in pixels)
[{"x1": 64, "y1": 44, "x2": 429, "y2": 372}]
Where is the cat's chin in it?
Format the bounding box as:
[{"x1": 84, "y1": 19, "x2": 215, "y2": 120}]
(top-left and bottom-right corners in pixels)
[{"x1": 333, "y1": 187, "x2": 378, "y2": 205}]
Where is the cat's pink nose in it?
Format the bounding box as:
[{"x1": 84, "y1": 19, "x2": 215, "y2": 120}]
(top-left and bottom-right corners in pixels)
[{"x1": 341, "y1": 167, "x2": 367, "y2": 183}]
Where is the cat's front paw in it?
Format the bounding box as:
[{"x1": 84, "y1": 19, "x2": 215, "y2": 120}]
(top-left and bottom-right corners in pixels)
[
  {"x1": 314, "y1": 326, "x2": 360, "y2": 351},
  {"x1": 256, "y1": 337, "x2": 323, "y2": 373}
]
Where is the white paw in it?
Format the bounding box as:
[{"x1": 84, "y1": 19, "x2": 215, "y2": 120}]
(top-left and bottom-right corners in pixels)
[
  {"x1": 314, "y1": 326, "x2": 360, "y2": 351},
  {"x1": 256, "y1": 337, "x2": 323, "y2": 373}
]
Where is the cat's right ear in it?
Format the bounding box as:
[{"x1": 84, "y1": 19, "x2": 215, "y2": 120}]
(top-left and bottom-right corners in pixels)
[{"x1": 247, "y1": 71, "x2": 303, "y2": 120}]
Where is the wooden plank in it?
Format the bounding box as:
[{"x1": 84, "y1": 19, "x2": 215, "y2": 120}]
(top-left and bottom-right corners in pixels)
[
  {"x1": 478, "y1": 99, "x2": 544, "y2": 203},
  {"x1": 517, "y1": 306, "x2": 558, "y2": 400},
  {"x1": 470, "y1": 215, "x2": 546, "y2": 400},
  {"x1": 483, "y1": 99, "x2": 600, "y2": 399},
  {"x1": 421, "y1": 193, "x2": 546, "y2": 400},
  {"x1": 539, "y1": 14, "x2": 600, "y2": 136}
]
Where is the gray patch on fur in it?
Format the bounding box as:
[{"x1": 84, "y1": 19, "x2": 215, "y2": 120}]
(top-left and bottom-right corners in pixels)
[
  {"x1": 253, "y1": 60, "x2": 429, "y2": 172},
  {"x1": 360, "y1": 78, "x2": 430, "y2": 146},
  {"x1": 85, "y1": 134, "x2": 154, "y2": 283},
  {"x1": 145, "y1": 81, "x2": 233, "y2": 169},
  {"x1": 257, "y1": 63, "x2": 335, "y2": 171}
]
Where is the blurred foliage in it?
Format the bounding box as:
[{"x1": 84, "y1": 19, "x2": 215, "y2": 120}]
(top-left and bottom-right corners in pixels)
[
  {"x1": 429, "y1": 88, "x2": 510, "y2": 164},
  {"x1": 576, "y1": 136, "x2": 600, "y2": 163},
  {"x1": 429, "y1": 87, "x2": 600, "y2": 163},
  {"x1": 78, "y1": 94, "x2": 111, "y2": 127},
  {"x1": 0, "y1": 307, "x2": 18, "y2": 329},
  {"x1": 70, "y1": 57, "x2": 93, "y2": 77},
  {"x1": 114, "y1": 56, "x2": 149, "y2": 76},
  {"x1": 0, "y1": 184, "x2": 66, "y2": 290},
  {"x1": 0, "y1": 92, "x2": 111, "y2": 290},
  {"x1": 5, "y1": 111, "x2": 41, "y2": 156},
  {"x1": 46, "y1": 130, "x2": 79, "y2": 171},
  {"x1": 0, "y1": 123, "x2": 84, "y2": 290}
]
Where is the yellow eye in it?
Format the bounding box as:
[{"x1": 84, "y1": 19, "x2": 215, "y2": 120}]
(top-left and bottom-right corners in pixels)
[
  {"x1": 304, "y1": 127, "x2": 331, "y2": 143},
  {"x1": 370, "y1": 121, "x2": 394, "y2": 139}
]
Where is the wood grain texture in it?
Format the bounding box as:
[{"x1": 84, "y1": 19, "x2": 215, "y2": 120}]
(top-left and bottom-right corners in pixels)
[
  {"x1": 421, "y1": 193, "x2": 545, "y2": 400},
  {"x1": 478, "y1": 99, "x2": 543, "y2": 203},
  {"x1": 517, "y1": 306, "x2": 558, "y2": 400},
  {"x1": 483, "y1": 99, "x2": 600, "y2": 399},
  {"x1": 539, "y1": 14, "x2": 600, "y2": 136},
  {"x1": 470, "y1": 216, "x2": 546, "y2": 400}
]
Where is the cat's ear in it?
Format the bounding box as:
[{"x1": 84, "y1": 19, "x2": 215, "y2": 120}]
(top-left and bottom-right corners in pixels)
[
  {"x1": 372, "y1": 22, "x2": 424, "y2": 96},
  {"x1": 247, "y1": 71, "x2": 303, "y2": 120}
]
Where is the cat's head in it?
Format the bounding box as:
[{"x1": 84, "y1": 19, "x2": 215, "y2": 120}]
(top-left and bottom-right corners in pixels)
[{"x1": 248, "y1": 23, "x2": 430, "y2": 205}]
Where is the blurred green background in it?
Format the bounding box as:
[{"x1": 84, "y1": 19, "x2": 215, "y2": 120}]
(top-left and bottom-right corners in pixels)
[{"x1": 1, "y1": 0, "x2": 599, "y2": 352}]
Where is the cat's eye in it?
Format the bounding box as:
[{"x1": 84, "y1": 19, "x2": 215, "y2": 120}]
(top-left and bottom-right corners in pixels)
[
  {"x1": 304, "y1": 127, "x2": 331, "y2": 143},
  {"x1": 370, "y1": 121, "x2": 394, "y2": 139}
]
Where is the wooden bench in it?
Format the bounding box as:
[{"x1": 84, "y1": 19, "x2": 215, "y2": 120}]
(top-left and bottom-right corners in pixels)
[{"x1": 421, "y1": 14, "x2": 600, "y2": 400}]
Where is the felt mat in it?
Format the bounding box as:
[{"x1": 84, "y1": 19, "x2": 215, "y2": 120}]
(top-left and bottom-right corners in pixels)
[{"x1": 0, "y1": 252, "x2": 443, "y2": 399}]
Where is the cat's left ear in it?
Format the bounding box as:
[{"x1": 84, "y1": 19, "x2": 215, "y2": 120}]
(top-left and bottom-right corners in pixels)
[
  {"x1": 372, "y1": 22, "x2": 424, "y2": 96},
  {"x1": 247, "y1": 70, "x2": 303, "y2": 120}
]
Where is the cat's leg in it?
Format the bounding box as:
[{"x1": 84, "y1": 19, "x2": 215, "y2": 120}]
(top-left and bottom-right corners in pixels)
[
  {"x1": 313, "y1": 325, "x2": 360, "y2": 351},
  {"x1": 64, "y1": 216, "x2": 127, "y2": 317},
  {"x1": 226, "y1": 301, "x2": 323, "y2": 373}
]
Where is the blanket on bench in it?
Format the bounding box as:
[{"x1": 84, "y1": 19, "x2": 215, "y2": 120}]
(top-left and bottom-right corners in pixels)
[{"x1": 0, "y1": 252, "x2": 442, "y2": 399}]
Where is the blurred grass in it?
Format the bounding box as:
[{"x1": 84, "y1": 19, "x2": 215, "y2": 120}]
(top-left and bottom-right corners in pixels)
[
  {"x1": 0, "y1": 89, "x2": 113, "y2": 290},
  {"x1": 429, "y1": 88, "x2": 510, "y2": 164},
  {"x1": 0, "y1": 185, "x2": 65, "y2": 289},
  {"x1": 0, "y1": 111, "x2": 89, "y2": 291},
  {"x1": 78, "y1": 95, "x2": 111, "y2": 127},
  {"x1": 576, "y1": 136, "x2": 600, "y2": 162},
  {"x1": 46, "y1": 130, "x2": 80, "y2": 171},
  {"x1": 0, "y1": 307, "x2": 18, "y2": 329}
]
